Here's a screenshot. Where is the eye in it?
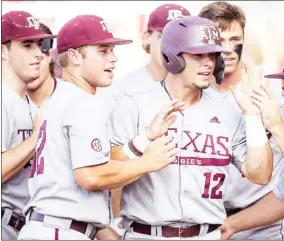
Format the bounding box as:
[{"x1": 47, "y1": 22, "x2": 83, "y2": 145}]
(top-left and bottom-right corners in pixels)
[
  {"x1": 23, "y1": 43, "x2": 32, "y2": 48},
  {"x1": 193, "y1": 54, "x2": 202, "y2": 57},
  {"x1": 209, "y1": 53, "x2": 216, "y2": 58}
]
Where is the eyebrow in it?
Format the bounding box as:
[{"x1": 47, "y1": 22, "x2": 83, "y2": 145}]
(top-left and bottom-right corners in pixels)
[
  {"x1": 21, "y1": 40, "x2": 42, "y2": 45},
  {"x1": 98, "y1": 44, "x2": 114, "y2": 48}
]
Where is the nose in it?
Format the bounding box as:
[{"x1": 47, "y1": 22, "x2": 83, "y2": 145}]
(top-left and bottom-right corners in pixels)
[
  {"x1": 34, "y1": 46, "x2": 43, "y2": 62},
  {"x1": 109, "y1": 51, "x2": 118, "y2": 63},
  {"x1": 204, "y1": 54, "x2": 214, "y2": 68},
  {"x1": 221, "y1": 40, "x2": 234, "y2": 55}
]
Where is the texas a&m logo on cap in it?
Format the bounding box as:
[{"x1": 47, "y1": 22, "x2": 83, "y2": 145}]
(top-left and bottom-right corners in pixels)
[
  {"x1": 167, "y1": 9, "x2": 184, "y2": 21},
  {"x1": 100, "y1": 20, "x2": 111, "y2": 33},
  {"x1": 199, "y1": 24, "x2": 221, "y2": 45},
  {"x1": 26, "y1": 16, "x2": 40, "y2": 30}
]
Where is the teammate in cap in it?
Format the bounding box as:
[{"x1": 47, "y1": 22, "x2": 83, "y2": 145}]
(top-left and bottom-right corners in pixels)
[
  {"x1": 109, "y1": 3, "x2": 190, "y2": 106},
  {"x1": 109, "y1": 16, "x2": 272, "y2": 240},
  {"x1": 199, "y1": 2, "x2": 284, "y2": 239},
  {"x1": 220, "y1": 70, "x2": 284, "y2": 239},
  {"x1": 1, "y1": 11, "x2": 55, "y2": 240},
  {"x1": 110, "y1": 3, "x2": 191, "y2": 228},
  {"x1": 27, "y1": 23, "x2": 58, "y2": 107},
  {"x1": 18, "y1": 15, "x2": 180, "y2": 240}
]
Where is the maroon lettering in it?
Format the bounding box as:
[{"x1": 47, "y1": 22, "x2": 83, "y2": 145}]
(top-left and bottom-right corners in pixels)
[
  {"x1": 201, "y1": 134, "x2": 216, "y2": 155},
  {"x1": 201, "y1": 172, "x2": 226, "y2": 200},
  {"x1": 178, "y1": 156, "x2": 231, "y2": 166},
  {"x1": 216, "y1": 136, "x2": 230, "y2": 157},
  {"x1": 18, "y1": 129, "x2": 33, "y2": 141},
  {"x1": 29, "y1": 120, "x2": 47, "y2": 178},
  {"x1": 182, "y1": 131, "x2": 202, "y2": 152},
  {"x1": 166, "y1": 128, "x2": 178, "y2": 148}
]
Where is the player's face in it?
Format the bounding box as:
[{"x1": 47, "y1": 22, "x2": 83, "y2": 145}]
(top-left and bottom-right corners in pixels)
[
  {"x1": 2, "y1": 40, "x2": 43, "y2": 84},
  {"x1": 27, "y1": 51, "x2": 52, "y2": 91},
  {"x1": 182, "y1": 52, "x2": 216, "y2": 89},
  {"x1": 147, "y1": 30, "x2": 164, "y2": 69},
  {"x1": 219, "y1": 21, "x2": 244, "y2": 75},
  {"x1": 81, "y1": 44, "x2": 117, "y2": 88}
]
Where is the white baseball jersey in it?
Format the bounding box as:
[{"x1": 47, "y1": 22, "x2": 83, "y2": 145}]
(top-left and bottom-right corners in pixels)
[
  {"x1": 108, "y1": 82, "x2": 247, "y2": 226},
  {"x1": 24, "y1": 80, "x2": 111, "y2": 227},
  {"x1": 274, "y1": 165, "x2": 284, "y2": 203},
  {"x1": 2, "y1": 82, "x2": 37, "y2": 216},
  {"x1": 106, "y1": 66, "x2": 156, "y2": 111}
]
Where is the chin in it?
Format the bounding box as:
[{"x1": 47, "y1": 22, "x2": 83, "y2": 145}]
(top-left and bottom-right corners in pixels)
[
  {"x1": 224, "y1": 64, "x2": 238, "y2": 75},
  {"x1": 98, "y1": 78, "x2": 113, "y2": 87}
]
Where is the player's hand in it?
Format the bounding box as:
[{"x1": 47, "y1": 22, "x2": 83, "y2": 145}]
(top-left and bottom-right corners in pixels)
[
  {"x1": 220, "y1": 221, "x2": 235, "y2": 240},
  {"x1": 95, "y1": 227, "x2": 120, "y2": 240},
  {"x1": 230, "y1": 67, "x2": 263, "y2": 116},
  {"x1": 146, "y1": 99, "x2": 185, "y2": 141},
  {"x1": 250, "y1": 81, "x2": 283, "y2": 132},
  {"x1": 142, "y1": 135, "x2": 177, "y2": 173}
]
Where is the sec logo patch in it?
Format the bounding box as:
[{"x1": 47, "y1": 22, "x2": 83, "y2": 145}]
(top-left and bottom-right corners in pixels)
[{"x1": 91, "y1": 138, "x2": 102, "y2": 152}]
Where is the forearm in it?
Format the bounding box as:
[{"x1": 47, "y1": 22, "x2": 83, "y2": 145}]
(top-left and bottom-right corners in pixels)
[
  {"x1": 2, "y1": 134, "x2": 36, "y2": 184},
  {"x1": 112, "y1": 188, "x2": 122, "y2": 217},
  {"x1": 226, "y1": 192, "x2": 284, "y2": 234},
  {"x1": 111, "y1": 146, "x2": 129, "y2": 161},
  {"x1": 269, "y1": 122, "x2": 284, "y2": 155}
]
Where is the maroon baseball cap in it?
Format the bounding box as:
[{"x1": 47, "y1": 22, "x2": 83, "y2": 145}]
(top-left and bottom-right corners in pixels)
[
  {"x1": 265, "y1": 69, "x2": 284, "y2": 79},
  {"x1": 57, "y1": 15, "x2": 132, "y2": 54},
  {"x1": 1, "y1": 11, "x2": 56, "y2": 44},
  {"x1": 147, "y1": 3, "x2": 191, "y2": 31}
]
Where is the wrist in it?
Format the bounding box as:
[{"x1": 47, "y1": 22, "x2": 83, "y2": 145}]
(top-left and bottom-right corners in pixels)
[
  {"x1": 145, "y1": 127, "x2": 155, "y2": 141},
  {"x1": 30, "y1": 132, "x2": 38, "y2": 146},
  {"x1": 268, "y1": 121, "x2": 284, "y2": 136},
  {"x1": 245, "y1": 115, "x2": 268, "y2": 147}
]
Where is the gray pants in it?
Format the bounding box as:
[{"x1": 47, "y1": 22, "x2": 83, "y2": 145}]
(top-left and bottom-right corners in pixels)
[{"x1": 1, "y1": 223, "x2": 18, "y2": 241}]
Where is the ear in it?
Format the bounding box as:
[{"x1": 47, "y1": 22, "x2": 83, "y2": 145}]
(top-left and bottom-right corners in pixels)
[
  {"x1": 141, "y1": 30, "x2": 152, "y2": 46},
  {"x1": 2, "y1": 44, "x2": 9, "y2": 61},
  {"x1": 67, "y1": 48, "x2": 82, "y2": 66}
]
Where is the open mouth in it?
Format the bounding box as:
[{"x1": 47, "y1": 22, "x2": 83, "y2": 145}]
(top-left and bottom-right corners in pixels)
[{"x1": 198, "y1": 71, "x2": 211, "y2": 76}]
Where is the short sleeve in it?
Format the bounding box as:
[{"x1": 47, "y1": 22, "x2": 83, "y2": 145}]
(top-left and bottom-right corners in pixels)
[
  {"x1": 62, "y1": 98, "x2": 110, "y2": 169},
  {"x1": 231, "y1": 114, "x2": 247, "y2": 171},
  {"x1": 108, "y1": 95, "x2": 139, "y2": 147},
  {"x1": 2, "y1": 103, "x2": 12, "y2": 152}
]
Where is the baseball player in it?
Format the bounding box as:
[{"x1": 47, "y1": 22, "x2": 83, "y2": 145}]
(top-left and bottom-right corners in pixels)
[
  {"x1": 199, "y1": 2, "x2": 284, "y2": 239},
  {"x1": 220, "y1": 71, "x2": 284, "y2": 239},
  {"x1": 1, "y1": 11, "x2": 55, "y2": 240},
  {"x1": 27, "y1": 23, "x2": 58, "y2": 107},
  {"x1": 18, "y1": 15, "x2": 180, "y2": 240},
  {"x1": 110, "y1": 3, "x2": 191, "y2": 228},
  {"x1": 109, "y1": 3, "x2": 191, "y2": 107},
  {"x1": 108, "y1": 16, "x2": 272, "y2": 240}
]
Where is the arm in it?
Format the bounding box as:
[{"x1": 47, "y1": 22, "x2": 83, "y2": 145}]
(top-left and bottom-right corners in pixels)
[
  {"x1": 221, "y1": 192, "x2": 284, "y2": 240},
  {"x1": 269, "y1": 121, "x2": 284, "y2": 154},
  {"x1": 1, "y1": 105, "x2": 42, "y2": 183}
]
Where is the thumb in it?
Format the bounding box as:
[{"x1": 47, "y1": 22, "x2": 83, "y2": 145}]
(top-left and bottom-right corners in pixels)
[{"x1": 166, "y1": 114, "x2": 177, "y2": 128}]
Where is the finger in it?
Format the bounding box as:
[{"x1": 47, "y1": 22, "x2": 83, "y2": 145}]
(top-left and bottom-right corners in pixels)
[
  {"x1": 252, "y1": 66, "x2": 263, "y2": 89},
  {"x1": 251, "y1": 98, "x2": 263, "y2": 109},
  {"x1": 250, "y1": 92, "x2": 264, "y2": 103},
  {"x1": 241, "y1": 68, "x2": 251, "y2": 95},
  {"x1": 262, "y1": 82, "x2": 275, "y2": 100},
  {"x1": 166, "y1": 114, "x2": 177, "y2": 128},
  {"x1": 162, "y1": 135, "x2": 174, "y2": 145},
  {"x1": 159, "y1": 100, "x2": 184, "y2": 119},
  {"x1": 167, "y1": 102, "x2": 186, "y2": 117},
  {"x1": 165, "y1": 139, "x2": 176, "y2": 151},
  {"x1": 166, "y1": 153, "x2": 177, "y2": 164},
  {"x1": 166, "y1": 148, "x2": 177, "y2": 158}
]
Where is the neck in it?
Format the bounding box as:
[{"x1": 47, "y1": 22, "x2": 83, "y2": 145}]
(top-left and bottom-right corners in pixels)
[
  {"x1": 27, "y1": 75, "x2": 55, "y2": 107},
  {"x1": 217, "y1": 61, "x2": 244, "y2": 93},
  {"x1": 146, "y1": 60, "x2": 168, "y2": 82},
  {"x1": 2, "y1": 63, "x2": 27, "y2": 99},
  {"x1": 165, "y1": 74, "x2": 202, "y2": 108},
  {"x1": 62, "y1": 67, "x2": 96, "y2": 95}
]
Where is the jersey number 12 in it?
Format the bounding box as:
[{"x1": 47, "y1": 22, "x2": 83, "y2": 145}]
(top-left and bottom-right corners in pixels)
[
  {"x1": 29, "y1": 120, "x2": 47, "y2": 178},
  {"x1": 202, "y1": 172, "x2": 225, "y2": 199}
]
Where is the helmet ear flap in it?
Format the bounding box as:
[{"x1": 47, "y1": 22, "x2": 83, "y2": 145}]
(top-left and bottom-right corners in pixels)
[
  {"x1": 213, "y1": 53, "x2": 225, "y2": 85},
  {"x1": 161, "y1": 52, "x2": 186, "y2": 74}
]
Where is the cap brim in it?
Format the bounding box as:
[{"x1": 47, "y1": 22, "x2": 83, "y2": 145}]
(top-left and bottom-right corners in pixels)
[
  {"x1": 264, "y1": 72, "x2": 284, "y2": 79},
  {"x1": 92, "y1": 37, "x2": 132, "y2": 46},
  {"x1": 16, "y1": 34, "x2": 57, "y2": 41},
  {"x1": 186, "y1": 44, "x2": 228, "y2": 54}
]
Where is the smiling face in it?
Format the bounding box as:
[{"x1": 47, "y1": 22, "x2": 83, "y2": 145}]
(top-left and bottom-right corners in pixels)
[
  {"x1": 2, "y1": 39, "x2": 43, "y2": 83},
  {"x1": 219, "y1": 21, "x2": 244, "y2": 75}
]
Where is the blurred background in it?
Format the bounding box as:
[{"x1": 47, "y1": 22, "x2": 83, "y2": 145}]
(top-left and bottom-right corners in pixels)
[{"x1": 2, "y1": 1, "x2": 284, "y2": 92}]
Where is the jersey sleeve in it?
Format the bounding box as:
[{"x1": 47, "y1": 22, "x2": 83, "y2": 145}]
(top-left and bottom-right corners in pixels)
[
  {"x1": 273, "y1": 166, "x2": 284, "y2": 202},
  {"x1": 231, "y1": 114, "x2": 247, "y2": 171},
  {"x1": 62, "y1": 98, "x2": 110, "y2": 169},
  {"x1": 108, "y1": 95, "x2": 139, "y2": 147},
  {"x1": 2, "y1": 103, "x2": 13, "y2": 152}
]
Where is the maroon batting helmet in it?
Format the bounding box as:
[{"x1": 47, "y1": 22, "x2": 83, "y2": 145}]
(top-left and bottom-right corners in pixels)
[{"x1": 160, "y1": 16, "x2": 227, "y2": 84}]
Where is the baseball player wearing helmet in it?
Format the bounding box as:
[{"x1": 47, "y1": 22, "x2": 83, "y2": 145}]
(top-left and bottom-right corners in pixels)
[
  {"x1": 220, "y1": 70, "x2": 284, "y2": 239},
  {"x1": 1, "y1": 11, "x2": 55, "y2": 240},
  {"x1": 18, "y1": 15, "x2": 179, "y2": 240},
  {"x1": 109, "y1": 16, "x2": 272, "y2": 240},
  {"x1": 109, "y1": 2, "x2": 191, "y2": 231},
  {"x1": 199, "y1": 2, "x2": 284, "y2": 239},
  {"x1": 27, "y1": 23, "x2": 58, "y2": 108}
]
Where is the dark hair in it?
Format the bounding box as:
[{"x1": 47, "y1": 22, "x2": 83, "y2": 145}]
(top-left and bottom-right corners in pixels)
[
  {"x1": 39, "y1": 22, "x2": 55, "y2": 77},
  {"x1": 198, "y1": 2, "x2": 246, "y2": 33}
]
